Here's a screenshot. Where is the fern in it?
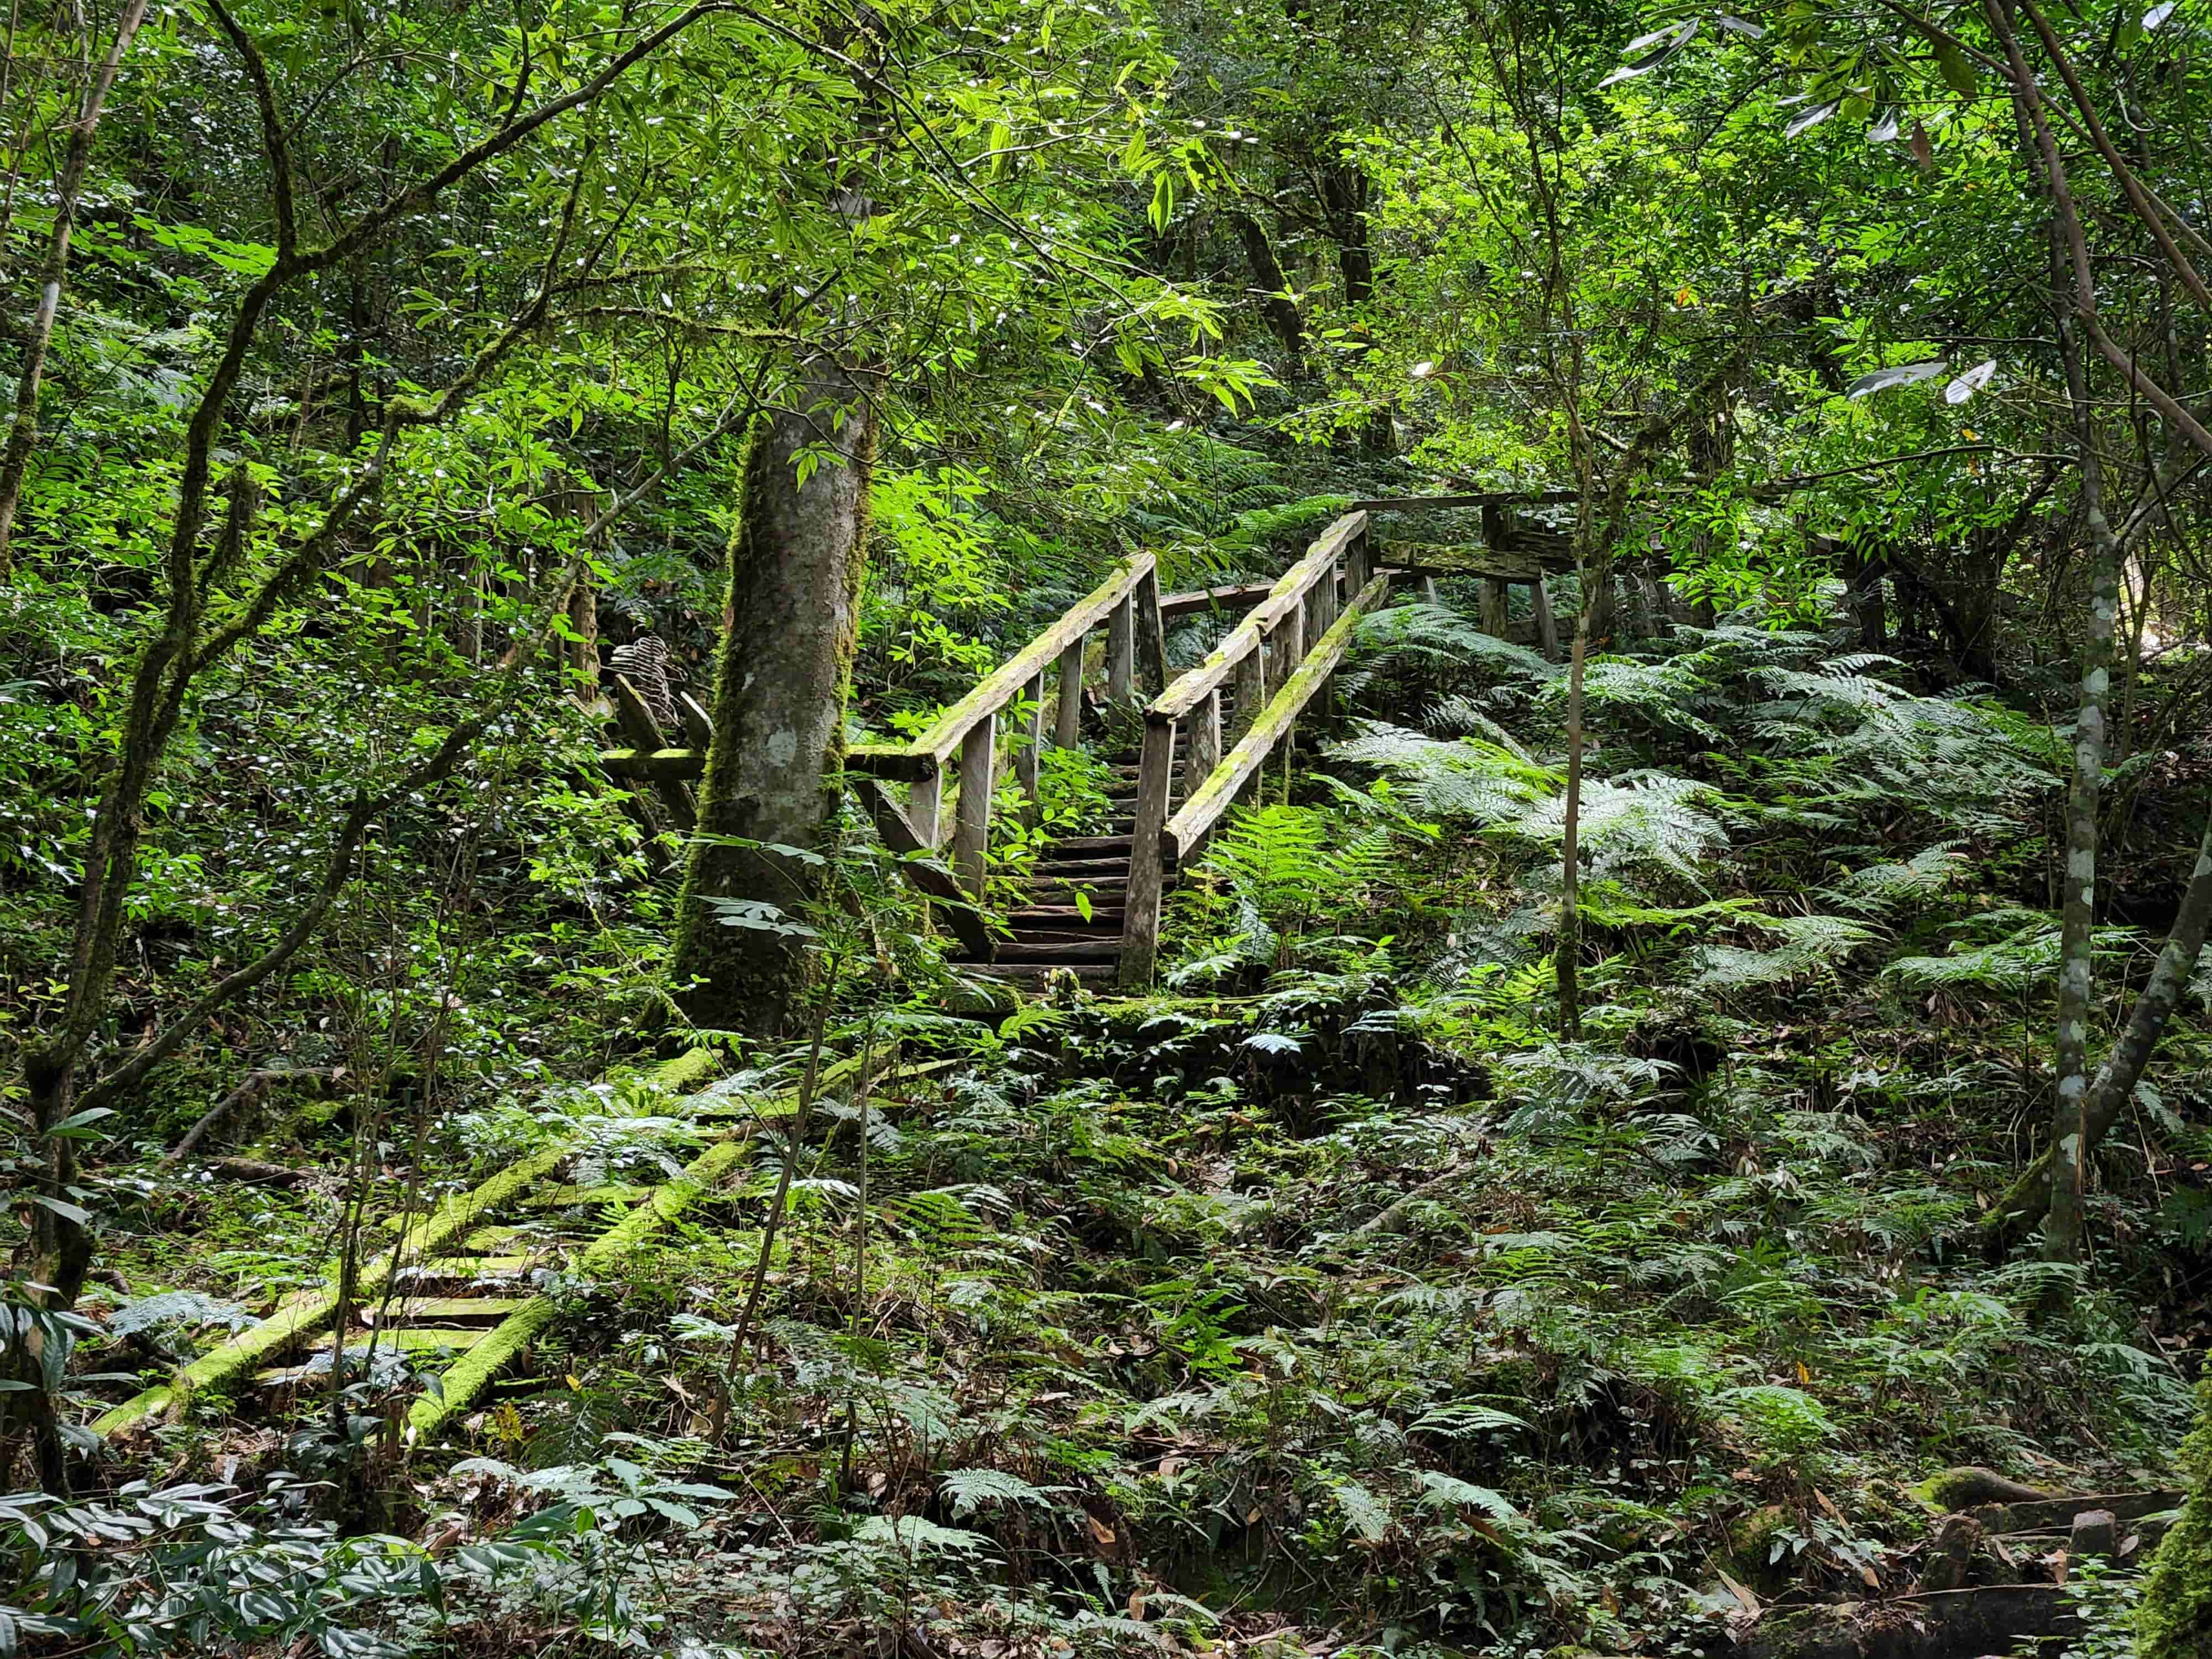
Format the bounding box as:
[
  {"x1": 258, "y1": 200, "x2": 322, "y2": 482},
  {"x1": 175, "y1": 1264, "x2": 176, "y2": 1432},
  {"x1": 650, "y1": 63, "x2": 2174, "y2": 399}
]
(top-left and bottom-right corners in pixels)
[
  {"x1": 1823, "y1": 842, "x2": 1969, "y2": 913},
  {"x1": 1689, "y1": 912, "x2": 1881, "y2": 994},
  {"x1": 1544, "y1": 655, "x2": 1723, "y2": 740},
  {"x1": 852, "y1": 1515, "x2": 997, "y2": 1554},
  {"x1": 107, "y1": 1291, "x2": 256, "y2": 1340},
  {"x1": 1345, "y1": 601, "x2": 1558, "y2": 696},
  {"x1": 940, "y1": 1467, "x2": 1055, "y2": 1518}
]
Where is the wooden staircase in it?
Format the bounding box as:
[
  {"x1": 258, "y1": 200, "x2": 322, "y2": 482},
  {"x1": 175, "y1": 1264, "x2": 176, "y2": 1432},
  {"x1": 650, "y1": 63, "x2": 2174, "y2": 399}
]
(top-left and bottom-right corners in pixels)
[
  {"x1": 603, "y1": 498, "x2": 1569, "y2": 992},
  {"x1": 978, "y1": 704, "x2": 1228, "y2": 984}
]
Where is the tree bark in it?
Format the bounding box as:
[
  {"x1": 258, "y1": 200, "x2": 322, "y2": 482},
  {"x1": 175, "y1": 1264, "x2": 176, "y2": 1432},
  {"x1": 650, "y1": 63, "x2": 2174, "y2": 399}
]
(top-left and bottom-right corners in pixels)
[
  {"x1": 1983, "y1": 812, "x2": 2212, "y2": 1241},
  {"x1": 0, "y1": 0, "x2": 149, "y2": 575},
  {"x1": 673, "y1": 361, "x2": 877, "y2": 1036},
  {"x1": 1554, "y1": 620, "x2": 1587, "y2": 1040},
  {"x1": 1230, "y1": 210, "x2": 1303, "y2": 371}
]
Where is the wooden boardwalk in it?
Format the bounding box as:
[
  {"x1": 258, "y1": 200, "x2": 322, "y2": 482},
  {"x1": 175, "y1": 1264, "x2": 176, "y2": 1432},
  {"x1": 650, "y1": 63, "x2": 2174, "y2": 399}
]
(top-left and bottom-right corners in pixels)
[{"x1": 601, "y1": 500, "x2": 1575, "y2": 988}]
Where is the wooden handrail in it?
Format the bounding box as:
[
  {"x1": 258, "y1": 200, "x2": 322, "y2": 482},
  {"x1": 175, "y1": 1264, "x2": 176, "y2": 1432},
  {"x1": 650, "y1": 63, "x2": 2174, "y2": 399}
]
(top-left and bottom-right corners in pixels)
[
  {"x1": 1164, "y1": 571, "x2": 1392, "y2": 859},
  {"x1": 892, "y1": 552, "x2": 1157, "y2": 769},
  {"x1": 1150, "y1": 512, "x2": 1366, "y2": 722},
  {"x1": 1117, "y1": 512, "x2": 1379, "y2": 988}
]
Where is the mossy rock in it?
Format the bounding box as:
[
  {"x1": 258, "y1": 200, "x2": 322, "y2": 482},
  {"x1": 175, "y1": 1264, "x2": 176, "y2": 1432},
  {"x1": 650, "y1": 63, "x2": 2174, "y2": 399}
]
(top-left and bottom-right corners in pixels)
[{"x1": 1723, "y1": 1503, "x2": 1798, "y2": 1592}]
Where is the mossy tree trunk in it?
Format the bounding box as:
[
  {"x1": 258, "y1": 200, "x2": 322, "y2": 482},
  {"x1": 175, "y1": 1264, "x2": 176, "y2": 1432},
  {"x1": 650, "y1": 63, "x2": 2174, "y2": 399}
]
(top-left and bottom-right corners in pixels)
[
  {"x1": 2138, "y1": 1376, "x2": 2212, "y2": 1658},
  {"x1": 672, "y1": 360, "x2": 877, "y2": 1037}
]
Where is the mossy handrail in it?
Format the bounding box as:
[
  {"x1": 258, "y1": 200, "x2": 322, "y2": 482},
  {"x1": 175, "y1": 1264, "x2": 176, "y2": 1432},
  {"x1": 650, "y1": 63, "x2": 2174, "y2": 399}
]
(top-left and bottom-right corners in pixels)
[{"x1": 1117, "y1": 512, "x2": 1379, "y2": 989}]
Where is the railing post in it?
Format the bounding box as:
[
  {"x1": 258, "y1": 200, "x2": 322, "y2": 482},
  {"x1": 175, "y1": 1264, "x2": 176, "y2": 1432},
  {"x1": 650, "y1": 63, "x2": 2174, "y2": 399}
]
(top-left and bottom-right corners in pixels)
[
  {"x1": 1054, "y1": 637, "x2": 1084, "y2": 746},
  {"x1": 1531, "y1": 578, "x2": 1561, "y2": 659},
  {"x1": 1107, "y1": 591, "x2": 1134, "y2": 702},
  {"x1": 1119, "y1": 713, "x2": 1178, "y2": 990},
  {"x1": 1479, "y1": 577, "x2": 1510, "y2": 637},
  {"x1": 1015, "y1": 672, "x2": 1045, "y2": 823},
  {"x1": 1232, "y1": 639, "x2": 1264, "y2": 744},
  {"x1": 1347, "y1": 526, "x2": 1371, "y2": 594},
  {"x1": 1135, "y1": 563, "x2": 1167, "y2": 693},
  {"x1": 909, "y1": 770, "x2": 942, "y2": 846},
  {"x1": 1186, "y1": 687, "x2": 1222, "y2": 807},
  {"x1": 1265, "y1": 605, "x2": 1303, "y2": 700},
  {"x1": 954, "y1": 713, "x2": 995, "y2": 900}
]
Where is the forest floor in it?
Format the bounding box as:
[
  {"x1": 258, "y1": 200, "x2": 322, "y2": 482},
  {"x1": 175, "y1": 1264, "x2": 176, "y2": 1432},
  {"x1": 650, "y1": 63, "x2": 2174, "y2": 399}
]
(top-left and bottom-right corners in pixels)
[{"x1": 84, "y1": 967, "x2": 2200, "y2": 1658}]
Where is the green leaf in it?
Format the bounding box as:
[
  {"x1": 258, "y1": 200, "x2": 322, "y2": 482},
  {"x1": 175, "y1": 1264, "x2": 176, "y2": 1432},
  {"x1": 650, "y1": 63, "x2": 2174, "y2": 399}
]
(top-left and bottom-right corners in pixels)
[{"x1": 1935, "y1": 39, "x2": 1977, "y2": 97}]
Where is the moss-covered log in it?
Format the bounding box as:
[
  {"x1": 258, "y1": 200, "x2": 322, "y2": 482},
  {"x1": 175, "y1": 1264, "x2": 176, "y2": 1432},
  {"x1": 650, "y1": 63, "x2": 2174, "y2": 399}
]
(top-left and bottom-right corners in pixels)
[{"x1": 92, "y1": 1052, "x2": 718, "y2": 1441}]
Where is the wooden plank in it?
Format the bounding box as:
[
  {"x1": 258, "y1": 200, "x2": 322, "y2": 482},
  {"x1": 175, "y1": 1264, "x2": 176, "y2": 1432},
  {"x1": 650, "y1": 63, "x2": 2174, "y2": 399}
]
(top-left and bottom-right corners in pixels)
[
  {"x1": 853, "y1": 778, "x2": 995, "y2": 959},
  {"x1": 954, "y1": 713, "x2": 996, "y2": 900},
  {"x1": 1160, "y1": 581, "x2": 1275, "y2": 620},
  {"x1": 906, "y1": 553, "x2": 1154, "y2": 765},
  {"x1": 677, "y1": 691, "x2": 713, "y2": 746},
  {"x1": 599, "y1": 746, "x2": 707, "y2": 781},
  {"x1": 1164, "y1": 572, "x2": 1394, "y2": 860},
  {"x1": 1117, "y1": 716, "x2": 1181, "y2": 991},
  {"x1": 1151, "y1": 512, "x2": 1366, "y2": 721},
  {"x1": 1054, "y1": 638, "x2": 1084, "y2": 747},
  {"x1": 1107, "y1": 591, "x2": 1134, "y2": 702},
  {"x1": 367, "y1": 1297, "x2": 535, "y2": 1326},
  {"x1": 844, "y1": 743, "x2": 938, "y2": 781}
]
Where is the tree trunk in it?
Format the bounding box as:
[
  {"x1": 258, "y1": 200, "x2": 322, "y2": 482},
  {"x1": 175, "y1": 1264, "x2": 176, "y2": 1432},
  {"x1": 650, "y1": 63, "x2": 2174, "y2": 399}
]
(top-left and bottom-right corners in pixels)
[
  {"x1": 1317, "y1": 157, "x2": 1392, "y2": 456},
  {"x1": 2046, "y1": 239, "x2": 2124, "y2": 1267},
  {"x1": 672, "y1": 362, "x2": 876, "y2": 1036},
  {"x1": 0, "y1": 0, "x2": 150, "y2": 574},
  {"x1": 1554, "y1": 620, "x2": 1587, "y2": 1040},
  {"x1": 1230, "y1": 210, "x2": 1303, "y2": 371},
  {"x1": 1984, "y1": 810, "x2": 2212, "y2": 1241}
]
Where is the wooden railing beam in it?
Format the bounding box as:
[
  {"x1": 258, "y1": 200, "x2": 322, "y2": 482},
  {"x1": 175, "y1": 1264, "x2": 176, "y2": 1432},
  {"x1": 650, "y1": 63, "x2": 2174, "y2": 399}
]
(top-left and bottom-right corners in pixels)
[
  {"x1": 1150, "y1": 511, "x2": 1367, "y2": 724},
  {"x1": 1161, "y1": 570, "x2": 1394, "y2": 864}
]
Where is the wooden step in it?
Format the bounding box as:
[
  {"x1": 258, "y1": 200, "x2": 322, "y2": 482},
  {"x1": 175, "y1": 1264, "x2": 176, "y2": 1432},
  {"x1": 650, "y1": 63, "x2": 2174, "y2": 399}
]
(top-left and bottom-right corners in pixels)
[
  {"x1": 258, "y1": 1328, "x2": 493, "y2": 1387},
  {"x1": 527, "y1": 1183, "x2": 653, "y2": 1208},
  {"x1": 992, "y1": 940, "x2": 1123, "y2": 963},
  {"x1": 969, "y1": 962, "x2": 1121, "y2": 984},
  {"x1": 1046, "y1": 835, "x2": 1135, "y2": 854},
  {"x1": 365, "y1": 1297, "x2": 536, "y2": 1326},
  {"x1": 1010, "y1": 905, "x2": 1128, "y2": 926},
  {"x1": 394, "y1": 1254, "x2": 542, "y2": 1286}
]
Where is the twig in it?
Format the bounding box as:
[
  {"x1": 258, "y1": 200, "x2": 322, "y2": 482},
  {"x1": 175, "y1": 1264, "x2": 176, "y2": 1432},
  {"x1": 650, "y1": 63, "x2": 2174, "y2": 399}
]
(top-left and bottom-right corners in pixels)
[{"x1": 160, "y1": 1067, "x2": 341, "y2": 1166}]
